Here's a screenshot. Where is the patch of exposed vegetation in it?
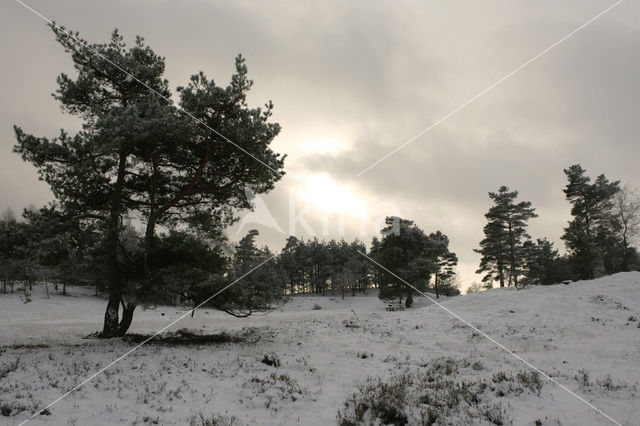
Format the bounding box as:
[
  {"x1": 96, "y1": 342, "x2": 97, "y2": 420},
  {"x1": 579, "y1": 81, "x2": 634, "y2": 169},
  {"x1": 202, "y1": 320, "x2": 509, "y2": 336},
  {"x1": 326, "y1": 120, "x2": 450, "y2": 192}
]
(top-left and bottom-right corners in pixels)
[
  {"x1": 122, "y1": 328, "x2": 260, "y2": 346},
  {"x1": 337, "y1": 357, "x2": 543, "y2": 426}
]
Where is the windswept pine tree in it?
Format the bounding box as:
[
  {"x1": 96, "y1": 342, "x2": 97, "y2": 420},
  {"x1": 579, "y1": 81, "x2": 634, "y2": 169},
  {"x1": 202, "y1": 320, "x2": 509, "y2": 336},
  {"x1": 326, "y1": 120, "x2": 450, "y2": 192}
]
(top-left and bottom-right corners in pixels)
[
  {"x1": 475, "y1": 186, "x2": 537, "y2": 288},
  {"x1": 14, "y1": 25, "x2": 285, "y2": 336}
]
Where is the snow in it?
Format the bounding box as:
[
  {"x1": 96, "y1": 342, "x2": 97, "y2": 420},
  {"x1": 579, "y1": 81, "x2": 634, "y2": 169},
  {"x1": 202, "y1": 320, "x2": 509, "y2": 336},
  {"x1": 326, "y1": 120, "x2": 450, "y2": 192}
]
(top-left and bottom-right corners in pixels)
[{"x1": 1, "y1": 273, "x2": 639, "y2": 425}]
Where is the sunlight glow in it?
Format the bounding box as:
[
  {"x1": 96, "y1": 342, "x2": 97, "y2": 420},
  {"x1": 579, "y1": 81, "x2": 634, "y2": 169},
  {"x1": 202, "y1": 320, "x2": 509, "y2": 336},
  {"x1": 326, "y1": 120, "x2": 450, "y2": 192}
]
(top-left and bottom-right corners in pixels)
[{"x1": 300, "y1": 173, "x2": 368, "y2": 218}]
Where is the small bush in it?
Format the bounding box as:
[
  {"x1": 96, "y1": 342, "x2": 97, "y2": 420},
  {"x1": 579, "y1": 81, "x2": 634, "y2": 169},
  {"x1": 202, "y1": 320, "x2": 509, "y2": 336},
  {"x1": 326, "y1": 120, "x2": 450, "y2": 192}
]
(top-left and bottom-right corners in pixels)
[
  {"x1": 260, "y1": 353, "x2": 281, "y2": 368},
  {"x1": 576, "y1": 369, "x2": 590, "y2": 389},
  {"x1": 188, "y1": 412, "x2": 238, "y2": 426},
  {"x1": 246, "y1": 372, "x2": 306, "y2": 407},
  {"x1": 0, "y1": 358, "x2": 19, "y2": 379},
  {"x1": 597, "y1": 376, "x2": 623, "y2": 391},
  {"x1": 337, "y1": 376, "x2": 408, "y2": 426},
  {"x1": 343, "y1": 319, "x2": 360, "y2": 328},
  {"x1": 516, "y1": 371, "x2": 542, "y2": 396},
  {"x1": 0, "y1": 401, "x2": 29, "y2": 417},
  {"x1": 312, "y1": 303, "x2": 322, "y2": 310}
]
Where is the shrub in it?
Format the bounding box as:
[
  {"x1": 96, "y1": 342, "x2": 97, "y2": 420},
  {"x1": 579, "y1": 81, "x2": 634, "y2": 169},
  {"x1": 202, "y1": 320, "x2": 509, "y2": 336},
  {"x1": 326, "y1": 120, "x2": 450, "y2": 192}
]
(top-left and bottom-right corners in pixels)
[
  {"x1": 576, "y1": 369, "x2": 590, "y2": 389},
  {"x1": 188, "y1": 412, "x2": 238, "y2": 426},
  {"x1": 337, "y1": 358, "x2": 527, "y2": 425},
  {"x1": 516, "y1": 371, "x2": 542, "y2": 396},
  {"x1": 0, "y1": 358, "x2": 19, "y2": 379},
  {"x1": 260, "y1": 353, "x2": 281, "y2": 368},
  {"x1": 246, "y1": 372, "x2": 306, "y2": 406}
]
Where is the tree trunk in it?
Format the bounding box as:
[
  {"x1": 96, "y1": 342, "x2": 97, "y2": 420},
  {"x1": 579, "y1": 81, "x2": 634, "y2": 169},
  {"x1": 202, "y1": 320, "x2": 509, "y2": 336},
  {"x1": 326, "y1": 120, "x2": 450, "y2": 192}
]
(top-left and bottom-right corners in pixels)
[
  {"x1": 508, "y1": 222, "x2": 518, "y2": 288},
  {"x1": 101, "y1": 149, "x2": 128, "y2": 338},
  {"x1": 434, "y1": 273, "x2": 440, "y2": 299},
  {"x1": 622, "y1": 232, "x2": 630, "y2": 272},
  {"x1": 102, "y1": 292, "x2": 121, "y2": 337},
  {"x1": 102, "y1": 294, "x2": 137, "y2": 337},
  {"x1": 118, "y1": 302, "x2": 136, "y2": 336}
]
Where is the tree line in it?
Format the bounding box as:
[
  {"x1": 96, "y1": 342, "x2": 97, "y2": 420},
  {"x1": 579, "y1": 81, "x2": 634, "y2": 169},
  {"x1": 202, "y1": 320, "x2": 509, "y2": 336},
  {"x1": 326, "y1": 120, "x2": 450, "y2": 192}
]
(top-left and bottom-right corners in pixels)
[{"x1": 0, "y1": 208, "x2": 459, "y2": 302}]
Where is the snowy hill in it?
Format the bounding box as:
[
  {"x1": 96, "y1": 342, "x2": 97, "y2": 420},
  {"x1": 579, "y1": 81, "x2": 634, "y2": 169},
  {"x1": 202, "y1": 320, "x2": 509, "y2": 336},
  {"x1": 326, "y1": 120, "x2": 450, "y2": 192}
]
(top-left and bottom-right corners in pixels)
[{"x1": 1, "y1": 273, "x2": 639, "y2": 425}]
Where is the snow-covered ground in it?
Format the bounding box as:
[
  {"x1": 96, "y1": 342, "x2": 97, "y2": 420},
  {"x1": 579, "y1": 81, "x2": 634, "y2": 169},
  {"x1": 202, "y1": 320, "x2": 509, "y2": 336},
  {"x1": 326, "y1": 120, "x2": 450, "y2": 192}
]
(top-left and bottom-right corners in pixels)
[{"x1": 1, "y1": 273, "x2": 639, "y2": 425}]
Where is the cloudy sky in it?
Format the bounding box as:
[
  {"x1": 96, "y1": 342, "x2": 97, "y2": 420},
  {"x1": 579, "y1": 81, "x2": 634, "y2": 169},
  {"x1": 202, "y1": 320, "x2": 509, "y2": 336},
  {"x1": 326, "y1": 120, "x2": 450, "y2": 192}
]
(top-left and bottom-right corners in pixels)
[{"x1": 1, "y1": 0, "x2": 639, "y2": 289}]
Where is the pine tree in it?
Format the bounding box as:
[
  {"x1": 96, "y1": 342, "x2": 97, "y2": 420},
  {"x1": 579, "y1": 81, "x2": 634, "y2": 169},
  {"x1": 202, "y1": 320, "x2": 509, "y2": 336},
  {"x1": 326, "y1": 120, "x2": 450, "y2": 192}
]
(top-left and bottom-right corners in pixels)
[
  {"x1": 14, "y1": 25, "x2": 284, "y2": 336},
  {"x1": 372, "y1": 217, "x2": 456, "y2": 306},
  {"x1": 225, "y1": 230, "x2": 286, "y2": 316},
  {"x1": 279, "y1": 236, "x2": 302, "y2": 294},
  {"x1": 429, "y1": 231, "x2": 458, "y2": 298},
  {"x1": 612, "y1": 185, "x2": 640, "y2": 271},
  {"x1": 562, "y1": 165, "x2": 620, "y2": 279},
  {"x1": 476, "y1": 186, "x2": 537, "y2": 288},
  {"x1": 475, "y1": 221, "x2": 507, "y2": 287},
  {"x1": 521, "y1": 238, "x2": 571, "y2": 285}
]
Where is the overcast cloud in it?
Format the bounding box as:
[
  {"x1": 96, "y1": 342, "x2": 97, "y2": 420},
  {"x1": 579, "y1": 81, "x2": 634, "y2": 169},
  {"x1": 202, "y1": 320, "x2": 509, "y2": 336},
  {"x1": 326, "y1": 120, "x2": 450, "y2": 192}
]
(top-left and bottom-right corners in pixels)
[{"x1": 1, "y1": 0, "x2": 639, "y2": 288}]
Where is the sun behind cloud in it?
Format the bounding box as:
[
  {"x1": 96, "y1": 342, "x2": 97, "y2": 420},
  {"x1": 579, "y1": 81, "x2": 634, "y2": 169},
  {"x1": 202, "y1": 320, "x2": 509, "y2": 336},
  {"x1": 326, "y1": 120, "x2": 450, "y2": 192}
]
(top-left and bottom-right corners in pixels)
[{"x1": 300, "y1": 173, "x2": 368, "y2": 219}]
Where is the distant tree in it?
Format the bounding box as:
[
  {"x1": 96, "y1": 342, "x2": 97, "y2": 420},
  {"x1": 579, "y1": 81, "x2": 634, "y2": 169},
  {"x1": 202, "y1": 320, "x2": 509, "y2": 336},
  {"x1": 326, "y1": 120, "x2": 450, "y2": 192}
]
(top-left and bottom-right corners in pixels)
[
  {"x1": 562, "y1": 165, "x2": 620, "y2": 279},
  {"x1": 521, "y1": 238, "x2": 572, "y2": 285},
  {"x1": 475, "y1": 221, "x2": 507, "y2": 288},
  {"x1": 466, "y1": 282, "x2": 485, "y2": 295},
  {"x1": 0, "y1": 214, "x2": 27, "y2": 293},
  {"x1": 0, "y1": 204, "x2": 99, "y2": 294},
  {"x1": 476, "y1": 186, "x2": 537, "y2": 288},
  {"x1": 226, "y1": 229, "x2": 286, "y2": 316},
  {"x1": 345, "y1": 240, "x2": 370, "y2": 295},
  {"x1": 369, "y1": 237, "x2": 382, "y2": 289},
  {"x1": 612, "y1": 185, "x2": 640, "y2": 271},
  {"x1": 277, "y1": 237, "x2": 372, "y2": 297},
  {"x1": 1, "y1": 208, "x2": 16, "y2": 223},
  {"x1": 437, "y1": 272, "x2": 462, "y2": 297},
  {"x1": 429, "y1": 231, "x2": 458, "y2": 298},
  {"x1": 372, "y1": 217, "x2": 456, "y2": 306},
  {"x1": 372, "y1": 217, "x2": 430, "y2": 306},
  {"x1": 280, "y1": 236, "x2": 303, "y2": 294},
  {"x1": 23, "y1": 204, "x2": 100, "y2": 294}
]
